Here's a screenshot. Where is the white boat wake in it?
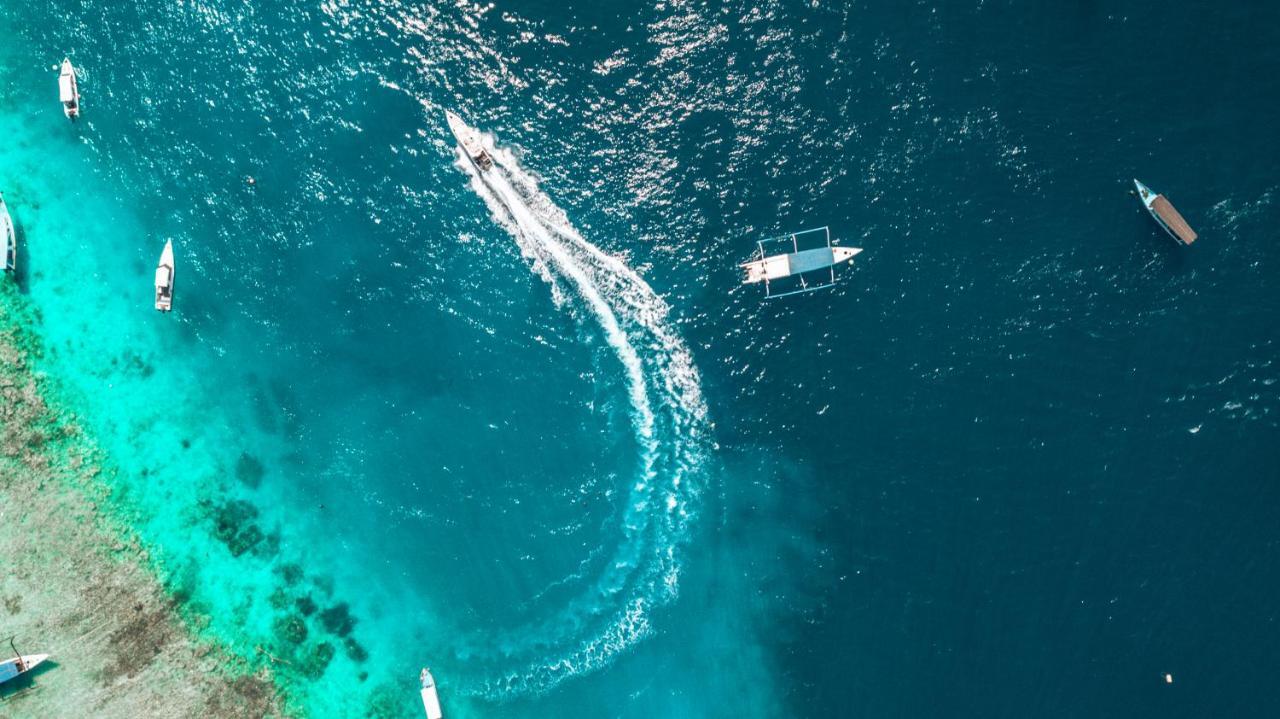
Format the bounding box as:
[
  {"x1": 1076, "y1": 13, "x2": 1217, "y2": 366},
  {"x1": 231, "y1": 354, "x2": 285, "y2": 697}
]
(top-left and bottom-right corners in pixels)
[{"x1": 452, "y1": 121, "x2": 709, "y2": 698}]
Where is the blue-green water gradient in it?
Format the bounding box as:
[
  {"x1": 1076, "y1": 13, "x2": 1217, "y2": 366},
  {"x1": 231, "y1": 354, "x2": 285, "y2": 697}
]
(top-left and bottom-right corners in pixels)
[{"x1": 3, "y1": 1, "x2": 1279, "y2": 717}]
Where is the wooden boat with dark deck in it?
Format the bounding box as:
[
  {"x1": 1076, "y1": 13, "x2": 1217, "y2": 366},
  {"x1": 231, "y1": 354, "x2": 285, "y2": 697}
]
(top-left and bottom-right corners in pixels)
[{"x1": 1134, "y1": 179, "x2": 1196, "y2": 245}]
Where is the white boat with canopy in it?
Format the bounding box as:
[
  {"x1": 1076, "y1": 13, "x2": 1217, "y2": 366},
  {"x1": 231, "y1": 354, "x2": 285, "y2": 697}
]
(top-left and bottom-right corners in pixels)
[
  {"x1": 419, "y1": 667, "x2": 443, "y2": 719},
  {"x1": 445, "y1": 110, "x2": 493, "y2": 171},
  {"x1": 59, "y1": 58, "x2": 80, "y2": 119},
  {"x1": 155, "y1": 240, "x2": 175, "y2": 312},
  {"x1": 741, "y1": 226, "x2": 862, "y2": 298}
]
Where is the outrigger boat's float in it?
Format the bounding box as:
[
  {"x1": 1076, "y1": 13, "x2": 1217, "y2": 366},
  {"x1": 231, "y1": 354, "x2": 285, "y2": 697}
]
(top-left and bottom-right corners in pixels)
[
  {"x1": 741, "y1": 226, "x2": 862, "y2": 298},
  {"x1": 445, "y1": 110, "x2": 493, "y2": 171},
  {"x1": 59, "y1": 58, "x2": 80, "y2": 120},
  {"x1": 1134, "y1": 179, "x2": 1196, "y2": 245}
]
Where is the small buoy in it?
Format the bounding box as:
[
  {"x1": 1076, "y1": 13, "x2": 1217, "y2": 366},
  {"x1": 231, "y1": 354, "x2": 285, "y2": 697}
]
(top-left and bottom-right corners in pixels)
[
  {"x1": 1164, "y1": 673, "x2": 1173, "y2": 684},
  {"x1": 246, "y1": 176, "x2": 256, "y2": 186}
]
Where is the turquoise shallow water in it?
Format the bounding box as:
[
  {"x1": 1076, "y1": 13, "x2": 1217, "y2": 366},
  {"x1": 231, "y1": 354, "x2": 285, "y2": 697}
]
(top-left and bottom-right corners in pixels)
[{"x1": 3, "y1": 1, "x2": 1280, "y2": 717}]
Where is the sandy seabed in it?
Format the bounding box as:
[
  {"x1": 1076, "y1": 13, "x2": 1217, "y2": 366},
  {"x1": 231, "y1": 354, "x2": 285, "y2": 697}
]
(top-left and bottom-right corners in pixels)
[{"x1": 0, "y1": 281, "x2": 286, "y2": 718}]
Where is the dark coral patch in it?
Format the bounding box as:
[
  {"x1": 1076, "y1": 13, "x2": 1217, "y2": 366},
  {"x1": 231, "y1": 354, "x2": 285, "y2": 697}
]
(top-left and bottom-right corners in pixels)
[
  {"x1": 235, "y1": 452, "x2": 266, "y2": 488},
  {"x1": 319, "y1": 602, "x2": 355, "y2": 637},
  {"x1": 295, "y1": 595, "x2": 317, "y2": 616},
  {"x1": 344, "y1": 636, "x2": 368, "y2": 663},
  {"x1": 298, "y1": 641, "x2": 335, "y2": 679},
  {"x1": 209, "y1": 499, "x2": 265, "y2": 557},
  {"x1": 273, "y1": 613, "x2": 308, "y2": 645}
]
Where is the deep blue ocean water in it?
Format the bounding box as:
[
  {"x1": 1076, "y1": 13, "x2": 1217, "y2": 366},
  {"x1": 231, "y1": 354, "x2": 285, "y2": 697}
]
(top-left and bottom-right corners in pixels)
[{"x1": 3, "y1": 1, "x2": 1280, "y2": 717}]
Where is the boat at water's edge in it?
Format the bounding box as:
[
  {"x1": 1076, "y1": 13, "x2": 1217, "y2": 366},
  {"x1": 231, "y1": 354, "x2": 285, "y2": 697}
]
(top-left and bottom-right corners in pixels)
[
  {"x1": 0, "y1": 650, "x2": 49, "y2": 685},
  {"x1": 1134, "y1": 179, "x2": 1197, "y2": 245},
  {"x1": 1, "y1": 193, "x2": 15, "y2": 273}
]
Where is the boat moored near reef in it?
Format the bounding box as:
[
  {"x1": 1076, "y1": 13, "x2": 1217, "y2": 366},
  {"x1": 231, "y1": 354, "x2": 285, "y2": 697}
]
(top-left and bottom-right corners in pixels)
[
  {"x1": 1, "y1": 193, "x2": 15, "y2": 273},
  {"x1": 155, "y1": 239, "x2": 175, "y2": 312},
  {"x1": 59, "y1": 58, "x2": 80, "y2": 120},
  {"x1": 445, "y1": 110, "x2": 493, "y2": 171},
  {"x1": 0, "y1": 638, "x2": 49, "y2": 686},
  {"x1": 1134, "y1": 179, "x2": 1197, "y2": 245},
  {"x1": 419, "y1": 667, "x2": 443, "y2": 719}
]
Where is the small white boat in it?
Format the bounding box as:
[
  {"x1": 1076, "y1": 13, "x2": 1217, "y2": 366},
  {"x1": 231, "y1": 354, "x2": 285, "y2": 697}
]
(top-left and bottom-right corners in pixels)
[
  {"x1": 1, "y1": 192, "x2": 15, "y2": 274},
  {"x1": 420, "y1": 667, "x2": 443, "y2": 719},
  {"x1": 155, "y1": 240, "x2": 175, "y2": 312},
  {"x1": 445, "y1": 110, "x2": 493, "y2": 171},
  {"x1": 1134, "y1": 179, "x2": 1196, "y2": 245},
  {"x1": 59, "y1": 58, "x2": 80, "y2": 120},
  {"x1": 741, "y1": 226, "x2": 862, "y2": 298},
  {"x1": 1, "y1": 638, "x2": 48, "y2": 686}
]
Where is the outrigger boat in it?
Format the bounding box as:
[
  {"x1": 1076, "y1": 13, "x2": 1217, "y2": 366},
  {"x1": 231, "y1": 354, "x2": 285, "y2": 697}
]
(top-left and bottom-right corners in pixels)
[
  {"x1": 419, "y1": 667, "x2": 443, "y2": 719},
  {"x1": 59, "y1": 58, "x2": 80, "y2": 120},
  {"x1": 742, "y1": 226, "x2": 862, "y2": 298},
  {"x1": 1134, "y1": 179, "x2": 1196, "y2": 245},
  {"x1": 154, "y1": 240, "x2": 175, "y2": 312},
  {"x1": 0, "y1": 638, "x2": 49, "y2": 686},
  {"x1": 1, "y1": 193, "x2": 14, "y2": 274},
  {"x1": 445, "y1": 110, "x2": 493, "y2": 171}
]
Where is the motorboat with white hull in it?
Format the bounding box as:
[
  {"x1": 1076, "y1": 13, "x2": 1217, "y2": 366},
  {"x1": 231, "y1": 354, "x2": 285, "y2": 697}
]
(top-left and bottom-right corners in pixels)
[
  {"x1": 419, "y1": 667, "x2": 443, "y2": 719},
  {"x1": 1133, "y1": 179, "x2": 1196, "y2": 246},
  {"x1": 155, "y1": 240, "x2": 175, "y2": 312},
  {"x1": 445, "y1": 110, "x2": 493, "y2": 171},
  {"x1": 1, "y1": 193, "x2": 15, "y2": 274},
  {"x1": 741, "y1": 226, "x2": 862, "y2": 298},
  {"x1": 59, "y1": 58, "x2": 80, "y2": 120}
]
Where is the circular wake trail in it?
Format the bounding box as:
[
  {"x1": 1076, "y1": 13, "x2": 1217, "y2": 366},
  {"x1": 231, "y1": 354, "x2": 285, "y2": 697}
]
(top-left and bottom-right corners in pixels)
[{"x1": 453, "y1": 129, "x2": 709, "y2": 698}]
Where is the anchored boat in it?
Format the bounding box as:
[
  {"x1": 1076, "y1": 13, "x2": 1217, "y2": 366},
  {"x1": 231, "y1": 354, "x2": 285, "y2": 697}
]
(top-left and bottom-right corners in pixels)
[
  {"x1": 0, "y1": 638, "x2": 48, "y2": 686},
  {"x1": 741, "y1": 226, "x2": 862, "y2": 298},
  {"x1": 1134, "y1": 179, "x2": 1196, "y2": 245},
  {"x1": 59, "y1": 58, "x2": 80, "y2": 120},
  {"x1": 445, "y1": 110, "x2": 493, "y2": 171},
  {"x1": 419, "y1": 667, "x2": 443, "y2": 719},
  {"x1": 1, "y1": 193, "x2": 14, "y2": 274},
  {"x1": 155, "y1": 240, "x2": 175, "y2": 312}
]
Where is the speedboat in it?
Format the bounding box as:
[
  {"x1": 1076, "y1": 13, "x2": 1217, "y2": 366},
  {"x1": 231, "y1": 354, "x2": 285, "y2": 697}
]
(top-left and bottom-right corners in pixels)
[
  {"x1": 741, "y1": 226, "x2": 862, "y2": 298},
  {"x1": 1, "y1": 193, "x2": 14, "y2": 274},
  {"x1": 1134, "y1": 179, "x2": 1196, "y2": 245},
  {"x1": 59, "y1": 58, "x2": 80, "y2": 120},
  {"x1": 445, "y1": 110, "x2": 493, "y2": 171},
  {"x1": 419, "y1": 667, "x2": 443, "y2": 719},
  {"x1": 155, "y1": 240, "x2": 175, "y2": 312}
]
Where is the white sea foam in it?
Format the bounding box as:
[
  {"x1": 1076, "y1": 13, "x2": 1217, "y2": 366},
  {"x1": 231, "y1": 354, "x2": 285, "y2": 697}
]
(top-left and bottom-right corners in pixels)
[{"x1": 453, "y1": 124, "x2": 708, "y2": 697}]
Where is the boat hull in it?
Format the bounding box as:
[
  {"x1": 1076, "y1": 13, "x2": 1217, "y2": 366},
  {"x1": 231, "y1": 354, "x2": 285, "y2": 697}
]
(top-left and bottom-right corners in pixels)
[
  {"x1": 419, "y1": 668, "x2": 443, "y2": 719},
  {"x1": 155, "y1": 240, "x2": 175, "y2": 311},
  {"x1": 59, "y1": 59, "x2": 80, "y2": 120},
  {"x1": 1, "y1": 193, "x2": 15, "y2": 273},
  {"x1": 445, "y1": 110, "x2": 493, "y2": 171},
  {"x1": 1133, "y1": 179, "x2": 1196, "y2": 245},
  {"x1": 0, "y1": 654, "x2": 49, "y2": 684}
]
